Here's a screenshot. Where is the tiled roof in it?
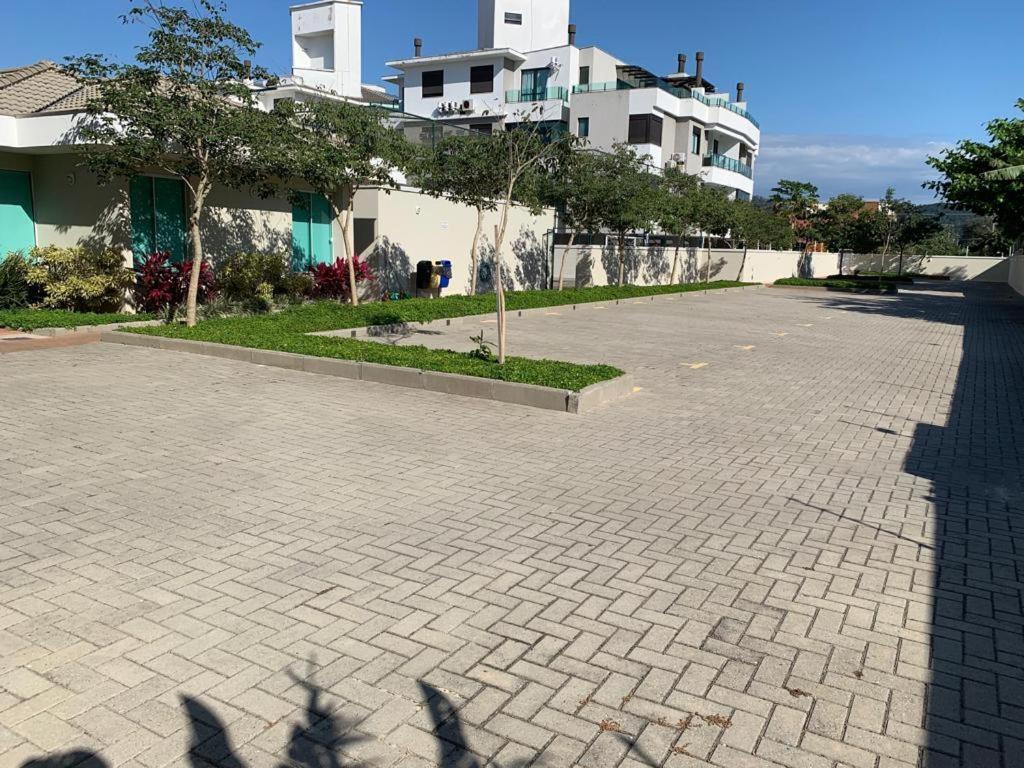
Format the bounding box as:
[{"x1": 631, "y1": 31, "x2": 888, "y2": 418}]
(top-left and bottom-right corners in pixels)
[{"x1": 0, "y1": 61, "x2": 95, "y2": 116}]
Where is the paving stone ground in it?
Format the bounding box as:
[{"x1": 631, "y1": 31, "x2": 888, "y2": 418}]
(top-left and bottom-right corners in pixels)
[{"x1": 1, "y1": 282, "x2": 1022, "y2": 768}]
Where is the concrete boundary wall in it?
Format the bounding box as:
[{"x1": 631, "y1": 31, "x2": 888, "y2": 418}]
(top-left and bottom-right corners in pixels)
[
  {"x1": 1010, "y1": 254, "x2": 1024, "y2": 298},
  {"x1": 555, "y1": 244, "x2": 1011, "y2": 287}
]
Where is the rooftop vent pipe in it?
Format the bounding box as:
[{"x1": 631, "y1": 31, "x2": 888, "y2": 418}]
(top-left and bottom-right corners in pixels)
[
  {"x1": 568, "y1": 24, "x2": 577, "y2": 45},
  {"x1": 677, "y1": 54, "x2": 686, "y2": 74},
  {"x1": 694, "y1": 51, "x2": 705, "y2": 86},
  {"x1": 414, "y1": 38, "x2": 423, "y2": 57},
  {"x1": 736, "y1": 82, "x2": 745, "y2": 102}
]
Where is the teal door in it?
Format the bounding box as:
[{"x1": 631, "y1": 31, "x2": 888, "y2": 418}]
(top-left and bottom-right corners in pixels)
[
  {"x1": 130, "y1": 176, "x2": 187, "y2": 263},
  {"x1": 521, "y1": 68, "x2": 550, "y2": 101},
  {"x1": 0, "y1": 170, "x2": 36, "y2": 256},
  {"x1": 292, "y1": 193, "x2": 333, "y2": 269}
]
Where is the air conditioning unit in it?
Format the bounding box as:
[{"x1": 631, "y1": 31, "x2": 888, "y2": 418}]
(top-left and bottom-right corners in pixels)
[{"x1": 459, "y1": 99, "x2": 474, "y2": 114}]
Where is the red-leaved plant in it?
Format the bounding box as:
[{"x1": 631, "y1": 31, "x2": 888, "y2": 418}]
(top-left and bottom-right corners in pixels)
[
  {"x1": 134, "y1": 253, "x2": 217, "y2": 317},
  {"x1": 308, "y1": 256, "x2": 373, "y2": 301}
]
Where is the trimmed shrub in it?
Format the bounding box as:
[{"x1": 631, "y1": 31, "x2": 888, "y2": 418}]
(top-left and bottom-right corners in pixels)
[
  {"x1": 133, "y1": 253, "x2": 217, "y2": 318},
  {"x1": 218, "y1": 252, "x2": 292, "y2": 302},
  {"x1": 0, "y1": 252, "x2": 37, "y2": 309},
  {"x1": 309, "y1": 256, "x2": 374, "y2": 301},
  {"x1": 26, "y1": 246, "x2": 133, "y2": 312}
]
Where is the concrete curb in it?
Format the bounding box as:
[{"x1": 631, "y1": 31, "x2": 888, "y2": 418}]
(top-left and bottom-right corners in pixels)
[
  {"x1": 314, "y1": 284, "x2": 764, "y2": 340},
  {"x1": 100, "y1": 331, "x2": 634, "y2": 415},
  {"x1": 32, "y1": 319, "x2": 164, "y2": 337}
]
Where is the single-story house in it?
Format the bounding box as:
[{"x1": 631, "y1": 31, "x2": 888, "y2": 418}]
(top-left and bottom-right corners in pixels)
[{"x1": 0, "y1": 61, "x2": 556, "y2": 297}]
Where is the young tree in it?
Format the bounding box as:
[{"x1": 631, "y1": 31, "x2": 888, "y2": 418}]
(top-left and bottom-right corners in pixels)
[
  {"x1": 412, "y1": 132, "x2": 504, "y2": 295},
  {"x1": 286, "y1": 99, "x2": 409, "y2": 305},
  {"x1": 67, "y1": 0, "x2": 284, "y2": 327},
  {"x1": 692, "y1": 185, "x2": 734, "y2": 284},
  {"x1": 813, "y1": 194, "x2": 878, "y2": 273},
  {"x1": 927, "y1": 99, "x2": 1024, "y2": 248},
  {"x1": 488, "y1": 115, "x2": 575, "y2": 363},
  {"x1": 656, "y1": 167, "x2": 701, "y2": 284},
  {"x1": 728, "y1": 199, "x2": 796, "y2": 279},
  {"x1": 770, "y1": 179, "x2": 821, "y2": 248},
  {"x1": 542, "y1": 149, "x2": 605, "y2": 291},
  {"x1": 592, "y1": 145, "x2": 659, "y2": 286}
]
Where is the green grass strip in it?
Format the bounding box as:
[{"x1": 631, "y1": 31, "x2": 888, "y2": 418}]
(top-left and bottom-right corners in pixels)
[
  {"x1": 774, "y1": 277, "x2": 898, "y2": 293},
  {"x1": 0, "y1": 309, "x2": 155, "y2": 331},
  {"x1": 130, "y1": 281, "x2": 749, "y2": 390}
]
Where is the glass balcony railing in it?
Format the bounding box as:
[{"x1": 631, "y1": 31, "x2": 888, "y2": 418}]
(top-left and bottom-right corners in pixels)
[
  {"x1": 571, "y1": 81, "x2": 759, "y2": 128},
  {"x1": 505, "y1": 86, "x2": 569, "y2": 104},
  {"x1": 703, "y1": 153, "x2": 753, "y2": 179}
]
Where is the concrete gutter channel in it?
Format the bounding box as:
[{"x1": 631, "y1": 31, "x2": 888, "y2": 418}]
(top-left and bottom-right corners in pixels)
[{"x1": 100, "y1": 286, "x2": 759, "y2": 413}]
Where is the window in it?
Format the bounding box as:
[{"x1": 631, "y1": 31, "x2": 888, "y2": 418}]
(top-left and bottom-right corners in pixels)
[
  {"x1": 628, "y1": 114, "x2": 663, "y2": 146},
  {"x1": 579, "y1": 66, "x2": 590, "y2": 86},
  {"x1": 470, "y1": 65, "x2": 494, "y2": 94},
  {"x1": 691, "y1": 126, "x2": 701, "y2": 154},
  {"x1": 470, "y1": 123, "x2": 493, "y2": 135},
  {"x1": 130, "y1": 176, "x2": 187, "y2": 263},
  {"x1": 520, "y1": 68, "x2": 549, "y2": 101},
  {"x1": 504, "y1": 12, "x2": 523, "y2": 24},
  {"x1": 422, "y1": 69, "x2": 444, "y2": 98},
  {"x1": 577, "y1": 117, "x2": 590, "y2": 138},
  {"x1": 712, "y1": 139, "x2": 720, "y2": 155}
]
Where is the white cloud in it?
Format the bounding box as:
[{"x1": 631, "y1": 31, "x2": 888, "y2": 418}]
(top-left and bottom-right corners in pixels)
[{"x1": 755, "y1": 134, "x2": 952, "y2": 203}]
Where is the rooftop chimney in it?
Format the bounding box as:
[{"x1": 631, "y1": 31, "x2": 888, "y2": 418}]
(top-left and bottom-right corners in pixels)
[
  {"x1": 736, "y1": 82, "x2": 745, "y2": 102},
  {"x1": 694, "y1": 51, "x2": 705, "y2": 87},
  {"x1": 677, "y1": 53, "x2": 687, "y2": 74},
  {"x1": 568, "y1": 24, "x2": 577, "y2": 45},
  {"x1": 414, "y1": 38, "x2": 423, "y2": 57}
]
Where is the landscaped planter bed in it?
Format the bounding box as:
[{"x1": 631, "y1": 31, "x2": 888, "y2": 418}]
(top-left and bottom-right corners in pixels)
[
  {"x1": 774, "y1": 277, "x2": 899, "y2": 295},
  {"x1": 0, "y1": 309, "x2": 157, "y2": 333}
]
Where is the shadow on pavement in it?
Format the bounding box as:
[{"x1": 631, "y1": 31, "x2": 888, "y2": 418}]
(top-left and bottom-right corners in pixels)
[{"x1": 815, "y1": 281, "x2": 1024, "y2": 765}]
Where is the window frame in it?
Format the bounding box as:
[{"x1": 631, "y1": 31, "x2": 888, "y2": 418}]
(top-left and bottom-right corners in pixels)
[
  {"x1": 470, "y1": 65, "x2": 494, "y2": 95},
  {"x1": 628, "y1": 114, "x2": 663, "y2": 146},
  {"x1": 422, "y1": 69, "x2": 444, "y2": 98},
  {"x1": 579, "y1": 66, "x2": 590, "y2": 86},
  {"x1": 577, "y1": 117, "x2": 590, "y2": 138},
  {"x1": 504, "y1": 12, "x2": 523, "y2": 25}
]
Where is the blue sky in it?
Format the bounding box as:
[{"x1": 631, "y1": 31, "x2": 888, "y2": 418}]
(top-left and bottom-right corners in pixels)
[{"x1": 5, "y1": 0, "x2": 1022, "y2": 202}]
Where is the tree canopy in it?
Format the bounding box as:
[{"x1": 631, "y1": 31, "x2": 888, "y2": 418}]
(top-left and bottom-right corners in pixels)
[{"x1": 927, "y1": 98, "x2": 1024, "y2": 244}]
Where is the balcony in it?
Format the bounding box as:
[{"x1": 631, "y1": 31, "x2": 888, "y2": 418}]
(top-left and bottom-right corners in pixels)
[
  {"x1": 703, "y1": 153, "x2": 753, "y2": 179},
  {"x1": 505, "y1": 86, "x2": 569, "y2": 104},
  {"x1": 571, "y1": 81, "x2": 759, "y2": 128}
]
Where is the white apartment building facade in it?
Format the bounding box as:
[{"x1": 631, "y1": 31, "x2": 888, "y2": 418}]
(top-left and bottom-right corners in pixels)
[{"x1": 386, "y1": 0, "x2": 759, "y2": 199}]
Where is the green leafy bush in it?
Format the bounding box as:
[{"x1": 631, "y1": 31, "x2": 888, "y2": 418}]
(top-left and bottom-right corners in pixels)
[
  {"x1": 218, "y1": 252, "x2": 304, "y2": 303},
  {"x1": 775, "y1": 277, "x2": 898, "y2": 294},
  {"x1": 26, "y1": 246, "x2": 133, "y2": 312},
  {"x1": 0, "y1": 252, "x2": 37, "y2": 309}
]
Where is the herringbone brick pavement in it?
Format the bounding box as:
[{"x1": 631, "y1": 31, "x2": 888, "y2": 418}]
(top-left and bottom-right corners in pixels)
[{"x1": 0, "y1": 283, "x2": 1021, "y2": 768}]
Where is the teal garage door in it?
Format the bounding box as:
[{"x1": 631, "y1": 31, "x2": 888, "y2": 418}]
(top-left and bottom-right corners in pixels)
[
  {"x1": 0, "y1": 170, "x2": 37, "y2": 256},
  {"x1": 292, "y1": 192, "x2": 333, "y2": 270},
  {"x1": 130, "y1": 176, "x2": 187, "y2": 263}
]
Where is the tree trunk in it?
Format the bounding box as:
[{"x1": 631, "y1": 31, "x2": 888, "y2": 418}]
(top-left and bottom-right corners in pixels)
[
  {"x1": 838, "y1": 250, "x2": 845, "y2": 275},
  {"x1": 493, "y1": 209, "x2": 510, "y2": 364},
  {"x1": 558, "y1": 230, "x2": 577, "y2": 291},
  {"x1": 184, "y1": 179, "x2": 210, "y2": 328},
  {"x1": 342, "y1": 194, "x2": 359, "y2": 307},
  {"x1": 706, "y1": 235, "x2": 712, "y2": 286},
  {"x1": 469, "y1": 207, "x2": 484, "y2": 295},
  {"x1": 669, "y1": 234, "x2": 682, "y2": 285},
  {"x1": 898, "y1": 248, "x2": 904, "y2": 276},
  {"x1": 737, "y1": 246, "x2": 748, "y2": 282},
  {"x1": 617, "y1": 233, "x2": 626, "y2": 286}
]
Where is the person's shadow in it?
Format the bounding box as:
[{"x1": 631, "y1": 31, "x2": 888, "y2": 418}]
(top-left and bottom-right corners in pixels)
[{"x1": 19, "y1": 753, "x2": 108, "y2": 768}]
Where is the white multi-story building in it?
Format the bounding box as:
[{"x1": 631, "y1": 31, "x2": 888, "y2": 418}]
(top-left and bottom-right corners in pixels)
[{"x1": 386, "y1": 0, "x2": 759, "y2": 199}]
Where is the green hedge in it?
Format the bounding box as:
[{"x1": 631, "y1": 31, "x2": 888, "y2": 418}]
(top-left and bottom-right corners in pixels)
[
  {"x1": 774, "y1": 277, "x2": 898, "y2": 294},
  {"x1": 0, "y1": 309, "x2": 154, "y2": 331},
  {"x1": 130, "y1": 281, "x2": 749, "y2": 390}
]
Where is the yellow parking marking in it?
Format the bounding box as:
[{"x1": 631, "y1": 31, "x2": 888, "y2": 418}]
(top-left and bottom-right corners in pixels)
[
  {"x1": 775, "y1": 332, "x2": 789, "y2": 337},
  {"x1": 735, "y1": 345, "x2": 756, "y2": 351},
  {"x1": 632, "y1": 386, "x2": 644, "y2": 393},
  {"x1": 682, "y1": 362, "x2": 709, "y2": 369},
  {"x1": 545, "y1": 312, "x2": 562, "y2": 316},
  {"x1": 798, "y1": 323, "x2": 814, "y2": 327}
]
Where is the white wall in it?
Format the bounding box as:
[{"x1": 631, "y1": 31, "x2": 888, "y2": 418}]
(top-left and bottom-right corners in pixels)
[
  {"x1": 1009, "y1": 253, "x2": 1024, "y2": 298},
  {"x1": 368, "y1": 187, "x2": 555, "y2": 296},
  {"x1": 843, "y1": 253, "x2": 1010, "y2": 282}
]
